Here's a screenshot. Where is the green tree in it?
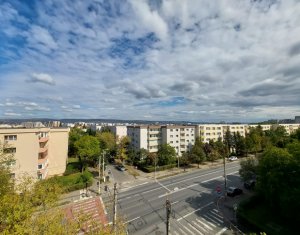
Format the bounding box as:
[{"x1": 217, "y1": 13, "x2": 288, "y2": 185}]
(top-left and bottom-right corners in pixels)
[
  {"x1": 96, "y1": 131, "x2": 116, "y2": 152},
  {"x1": 74, "y1": 135, "x2": 101, "y2": 172},
  {"x1": 68, "y1": 128, "x2": 85, "y2": 157},
  {"x1": 190, "y1": 137, "x2": 206, "y2": 168},
  {"x1": 157, "y1": 144, "x2": 176, "y2": 166},
  {"x1": 239, "y1": 157, "x2": 258, "y2": 181},
  {"x1": 116, "y1": 136, "x2": 130, "y2": 164},
  {"x1": 265, "y1": 126, "x2": 289, "y2": 148},
  {"x1": 233, "y1": 132, "x2": 246, "y2": 156}
]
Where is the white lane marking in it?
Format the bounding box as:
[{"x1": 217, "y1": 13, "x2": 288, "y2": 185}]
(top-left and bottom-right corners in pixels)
[
  {"x1": 155, "y1": 180, "x2": 171, "y2": 192},
  {"x1": 158, "y1": 183, "x2": 198, "y2": 198},
  {"x1": 120, "y1": 182, "x2": 149, "y2": 192},
  {"x1": 118, "y1": 194, "x2": 140, "y2": 202},
  {"x1": 171, "y1": 201, "x2": 179, "y2": 205},
  {"x1": 195, "y1": 218, "x2": 213, "y2": 231},
  {"x1": 172, "y1": 231, "x2": 180, "y2": 235},
  {"x1": 125, "y1": 216, "x2": 141, "y2": 224},
  {"x1": 203, "y1": 215, "x2": 221, "y2": 226},
  {"x1": 177, "y1": 220, "x2": 195, "y2": 235},
  {"x1": 192, "y1": 221, "x2": 208, "y2": 233},
  {"x1": 201, "y1": 176, "x2": 222, "y2": 183},
  {"x1": 208, "y1": 212, "x2": 224, "y2": 223},
  {"x1": 210, "y1": 210, "x2": 223, "y2": 219},
  {"x1": 199, "y1": 218, "x2": 216, "y2": 228},
  {"x1": 177, "y1": 202, "x2": 214, "y2": 221},
  {"x1": 177, "y1": 227, "x2": 189, "y2": 235},
  {"x1": 216, "y1": 227, "x2": 227, "y2": 235},
  {"x1": 124, "y1": 166, "x2": 240, "y2": 196},
  {"x1": 188, "y1": 223, "x2": 203, "y2": 235}
]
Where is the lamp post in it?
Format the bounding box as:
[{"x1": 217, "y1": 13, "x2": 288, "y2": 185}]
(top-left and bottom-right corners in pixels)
[{"x1": 177, "y1": 148, "x2": 180, "y2": 169}]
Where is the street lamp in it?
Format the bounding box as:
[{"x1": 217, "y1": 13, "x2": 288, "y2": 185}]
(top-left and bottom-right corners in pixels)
[{"x1": 177, "y1": 148, "x2": 180, "y2": 169}]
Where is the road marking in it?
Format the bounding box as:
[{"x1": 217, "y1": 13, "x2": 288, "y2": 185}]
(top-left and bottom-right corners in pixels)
[
  {"x1": 201, "y1": 176, "x2": 222, "y2": 183},
  {"x1": 125, "y1": 216, "x2": 141, "y2": 224},
  {"x1": 120, "y1": 182, "x2": 149, "y2": 192},
  {"x1": 195, "y1": 218, "x2": 213, "y2": 231},
  {"x1": 118, "y1": 194, "x2": 140, "y2": 202},
  {"x1": 188, "y1": 223, "x2": 203, "y2": 235},
  {"x1": 158, "y1": 183, "x2": 198, "y2": 198},
  {"x1": 216, "y1": 227, "x2": 227, "y2": 235},
  {"x1": 121, "y1": 166, "x2": 240, "y2": 196},
  {"x1": 199, "y1": 218, "x2": 216, "y2": 228},
  {"x1": 177, "y1": 227, "x2": 189, "y2": 235},
  {"x1": 192, "y1": 221, "x2": 208, "y2": 233},
  {"x1": 177, "y1": 202, "x2": 214, "y2": 221}
]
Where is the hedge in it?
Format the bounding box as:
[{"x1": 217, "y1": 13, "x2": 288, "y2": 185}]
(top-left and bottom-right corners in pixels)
[
  {"x1": 48, "y1": 171, "x2": 93, "y2": 192},
  {"x1": 138, "y1": 164, "x2": 177, "y2": 173}
]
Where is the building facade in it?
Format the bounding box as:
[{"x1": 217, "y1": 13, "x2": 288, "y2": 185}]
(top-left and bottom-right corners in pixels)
[{"x1": 0, "y1": 127, "x2": 69, "y2": 180}]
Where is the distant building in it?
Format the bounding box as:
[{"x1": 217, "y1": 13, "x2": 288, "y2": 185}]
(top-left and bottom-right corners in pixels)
[
  {"x1": 295, "y1": 116, "x2": 300, "y2": 124},
  {"x1": 21, "y1": 122, "x2": 45, "y2": 128},
  {"x1": 0, "y1": 127, "x2": 69, "y2": 181},
  {"x1": 106, "y1": 125, "x2": 127, "y2": 140}
]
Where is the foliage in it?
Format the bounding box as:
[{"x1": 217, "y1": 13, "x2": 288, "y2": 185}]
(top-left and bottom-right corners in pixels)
[
  {"x1": 265, "y1": 126, "x2": 289, "y2": 148},
  {"x1": 257, "y1": 147, "x2": 300, "y2": 220},
  {"x1": 239, "y1": 157, "x2": 258, "y2": 181},
  {"x1": 189, "y1": 137, "x2": 206, "y2": 168},
  {"x1": 139, "y1": 164, "x2": 177, "y2": 173},
  {"x1": 74, "y1": 135, "x2": 101, "y2": 172},
  {"x1": 96, "y1": 131, "x2": 116, "y2": 152},
  {"x1": 49, "y1": 171, "x2": 93, "y2": 192},
  {"x1": 68, "y1": 128, "x2": 85, "y2": 157},
  {"x1": 157, "y1": 144, "x2": 176, "y2": 166},
  {"x1": 116, "y1": 136, "x2": 130, "y2": 163}
]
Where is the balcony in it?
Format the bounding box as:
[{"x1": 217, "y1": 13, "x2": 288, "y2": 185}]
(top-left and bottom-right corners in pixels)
[
  {"x1": 38, "y1": 155, "x2": 48, "y2": 165},
  {"x1": 39, "y1": 147, "x2": 48, "y2": 153},
  {"x1": 39, "y1": 137, "x2": 49, "y2": 143}
]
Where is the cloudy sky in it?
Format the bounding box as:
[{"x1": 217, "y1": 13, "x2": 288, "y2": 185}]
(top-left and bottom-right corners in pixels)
[{"x1": 1, "y1": 0, "x2": 300, "y2": 122}]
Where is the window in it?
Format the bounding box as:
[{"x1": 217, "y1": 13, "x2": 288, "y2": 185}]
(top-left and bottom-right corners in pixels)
[
  {"x1": 191, "y1": 134, "x2": 194, "y2": 136},
  {"x1": 170, "y1": 141, "x2": 173, "y2": 143},
  {"x1": 4, "y1": 148, "x2": 16, "y2": 154},
  {"x1": 186, "y1": 134, "x2": 189, "y2": 136},
  {"x1": 4, "y1": 135, "x2": 17, "y2": 141},
  {"x1": 206, "y1": 127, "x2": 210, "y2": 130},
  {"x1": 37, "y1": 174, "x2": 43, "y2": 180},
  {"x1": 176, "y1": 141, "x2": 179, "y2": 143},
  {"x1": 170, "y1": 129, "x2": 173, "y2": 132},
  {"x1": 170, "y1": 135, "x2": 173, "y2": 138},
  {"x1": 10, "y1": 173, "x2": 15, "y2": 179},
  {"x1": 38, "y1": 164, "x2": 43, "y2": 169},
  {"x1": 180, "y1": 128, "x2": 184, "y2": 131},
  {"x1": 176, "y1": 129, "x2": 178, "y2": 131},
  {"x1": 176, "y1": 135, "x2": 178, "y2": 137},
  {"x1": 6, "y1": 160, "x2": 16, "y2": 167}
]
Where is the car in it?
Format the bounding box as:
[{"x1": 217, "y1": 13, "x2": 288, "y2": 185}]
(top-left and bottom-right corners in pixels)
[
  {"x1": 228, "y1": 156, "x2": 238, "y2": 161},
  {"x1": 116, "y1": 165, "x2": 126, "y2": 171},
  {"x1": 227, "y1": 187, "x2": 243, "y2": 197},
  {"x1": 244, "y1": 179, "x2": 256, "y2": 190}
]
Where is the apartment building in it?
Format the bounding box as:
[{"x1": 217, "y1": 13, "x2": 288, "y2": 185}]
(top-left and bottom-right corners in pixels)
[
  {"x1": 0, "y1": 127, "x2": 69, "y2": 181},
  {"x1": 127, "y1": 125, "x2": 162, "y2": 153},
  {"x1": 107, "y1": 125, "x2": 127, "y2": 140},
  {"x1": 161, "y1": 125, "x2": 195, "y2": 155},
  {"x1": 195, "y1": 124, "x2": 223, "y2": 143},
  {"x1": 278, "y1": 124, "x2": 300, "y2": 135}
]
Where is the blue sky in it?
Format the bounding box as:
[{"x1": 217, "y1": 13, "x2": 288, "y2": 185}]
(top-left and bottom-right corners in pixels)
[{"x1": 1, "y1": 0, "x2": 300, "y2": 122}]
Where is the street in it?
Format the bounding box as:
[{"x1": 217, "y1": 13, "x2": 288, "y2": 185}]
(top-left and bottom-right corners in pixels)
[{"x1": 103, "y1": 161, "x2": 242, "y2": 235}]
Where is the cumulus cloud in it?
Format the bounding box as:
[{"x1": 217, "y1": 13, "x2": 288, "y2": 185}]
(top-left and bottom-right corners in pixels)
[
  {"x1": 1, "y1": 0, "x2": 300, "y2": 121},
  {"x1": 28, "y1": 73, "x2": 56, "y2": 85}
]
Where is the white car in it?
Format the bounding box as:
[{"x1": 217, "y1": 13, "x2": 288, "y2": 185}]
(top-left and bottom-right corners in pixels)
[{"x1": 228, "y1": 156, "x2": 238, "y2": 161}]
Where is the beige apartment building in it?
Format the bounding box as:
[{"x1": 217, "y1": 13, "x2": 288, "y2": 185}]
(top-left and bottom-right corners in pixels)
[
  {"x1": 161, "y1": 125, "x2": 195, "y2": 155},
  {"x1": 195, "y1": 124, "x2": 223, "y2": 143},
  {"x1": 0, "y1": 127, "x2": 69, "y2": 180}
]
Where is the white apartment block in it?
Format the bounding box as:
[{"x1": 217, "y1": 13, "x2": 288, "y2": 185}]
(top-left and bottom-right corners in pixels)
[
  {"x1": 106, "y1": 125, "x2": 127, "y2": 140},
  {"x1": 0, "y1": 127, "x2": 69, "y2": 181},
  {"x1": 162, "y1": 126, "x2": 195, "y2": 155},
  {"x1": 278, "y1": 123, "x2": 300, "y2": 135},
  {"x1": 224, "y1": 124, "x2": 246, "y2": 137}
]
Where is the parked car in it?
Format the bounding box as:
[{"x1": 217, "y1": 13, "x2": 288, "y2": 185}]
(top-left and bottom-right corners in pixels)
[
  {"x1": 244, "y1": 179, "x2": 256, "y2": 190},
  {"x1": 116, "y1": 165, "x2": 126, "y2": 171},
  {"x1": 227, "y1": 187, "x2": 243, "y2": 197},
  {"x1": 228, "y1": 156, "x2": 238, "y2": 161}
]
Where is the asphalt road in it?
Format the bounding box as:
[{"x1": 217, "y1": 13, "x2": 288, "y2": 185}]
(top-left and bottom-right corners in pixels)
[{"x1": 111, "y1": 161, "x2": 242, "y2": 235}]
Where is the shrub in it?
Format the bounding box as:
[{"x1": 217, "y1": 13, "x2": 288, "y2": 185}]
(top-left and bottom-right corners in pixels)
[{"x1": 139, "y1": 164, "x2": 177, "y2": 173}]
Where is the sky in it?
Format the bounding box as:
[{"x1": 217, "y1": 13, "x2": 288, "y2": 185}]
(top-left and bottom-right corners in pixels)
[{"x1": 0, "y1": 0, "x2": 300, "y2": 122}]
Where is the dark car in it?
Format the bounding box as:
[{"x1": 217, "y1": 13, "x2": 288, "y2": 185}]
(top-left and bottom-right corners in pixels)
[
  {"x1": 227, "y1": 187, "x2": 243, "y2": 197},
  {"x1": 244, "y1": 179, "x2": 256, "y2": 190},
  {"x1": 116, "y1": 165, "x2": 126, "y2": 171}
]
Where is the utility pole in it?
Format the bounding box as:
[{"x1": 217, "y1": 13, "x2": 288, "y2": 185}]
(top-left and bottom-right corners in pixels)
[
  {"x1": 223, "y1": 155, "x2": 227, "y2": 194},
  {"x1": 102, "y1": 150, "x2": 105, "y2": 182},
  {"x1": 166, "y1": 199, "x2": 171, "y2": 235},
  {"x1": 98, "y1": 154, "x2": 101, "y2": 195},
  {"x1": 113, "y1": 183, "x2": 117, "y2": 234}
]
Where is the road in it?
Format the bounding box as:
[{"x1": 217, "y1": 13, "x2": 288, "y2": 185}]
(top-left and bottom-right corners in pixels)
[{"x1": 104, "y1": 161, "x2": 242, "y2": 235}]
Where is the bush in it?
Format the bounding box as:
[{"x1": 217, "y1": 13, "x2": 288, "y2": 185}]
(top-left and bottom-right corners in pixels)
[
  {"x1": 64, "y1": 162, "x2": 82, "y2": 175},
  {"x1": 48, "y1": 171, "x2": 93, "y2": 192},
  {"x1": 138, "y1": 164, "x2": 177, "y2": 173}
]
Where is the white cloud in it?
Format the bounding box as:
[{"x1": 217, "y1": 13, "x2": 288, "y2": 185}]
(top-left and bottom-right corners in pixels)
[
  {"x1": 4, "y1": 112, "x2": 21, "y2": 116},
  {"x1": 28, "y1": 73, "x2": 56, "y2": 85}
]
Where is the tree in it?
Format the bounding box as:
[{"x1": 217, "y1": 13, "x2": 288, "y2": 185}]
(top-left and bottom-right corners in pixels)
[
  {"x1": 74, "y1": 135, "x2": 101, "y2": 172},
  {"x1": 265, "y1": 126, "x2": 289, "y2": 148},
  {"x1": 233, "y1": 132, "x2": 246, "y2": 156},
  {"x1": 223, "y1": 129, "x2": 233, "y2": 154},
  {"x1": 157, "y1": 144, "x2": 176, "y2": 166},
  {"x1": 116, "y1": 136, "x2": 130, "y2": 164},
  {"x1": 239, "y1": 157, "x2": 258, "y2": 181},
  {"x1": 96, "y1": 131, "x2": 116, "y2": 152},
  {"x1": 190, "y1": 137, "x2": 206, "y2": 168},
  {"x1": 68, "y1": 128, "x2": 85, "y2": 157}
]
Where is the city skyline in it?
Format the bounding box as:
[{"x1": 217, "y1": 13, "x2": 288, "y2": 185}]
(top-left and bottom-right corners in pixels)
[{"x1": 1, "y1": 0, "x2": 300, "y2": 122}]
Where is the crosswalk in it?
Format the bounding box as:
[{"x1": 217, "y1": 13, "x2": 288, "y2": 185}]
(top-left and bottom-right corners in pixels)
[{"x1": 170, "y1": 208, "x2": 227, "y2": 235}]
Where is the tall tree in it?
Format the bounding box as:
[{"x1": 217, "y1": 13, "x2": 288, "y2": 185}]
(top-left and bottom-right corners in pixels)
[
  {"x1": 116, "y1": 136, "x2": 130, "y2": 164},
  {"x1": 157, "y1": 144, "x2": 176, "y2": 166},
  {"x1": 74, "y1": 135, "x2": 101, "y2": 172},
  {"x1": 190, "y1": 137, "x2": 206, "y2": 168},
  {"x1": 96, "y1": 131, "x2": 116, "y2": 152},
  {"x1": 68, "y1": 128, "x2": 85, "y2": 157}
]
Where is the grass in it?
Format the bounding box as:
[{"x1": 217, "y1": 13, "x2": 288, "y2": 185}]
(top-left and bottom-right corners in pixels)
[
  {"x1": 48, "y1": 171, "x2": 93, "y2": 192},
  {"x1": 125, "y1": 165, "x2": 140, "y2": 178}
]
